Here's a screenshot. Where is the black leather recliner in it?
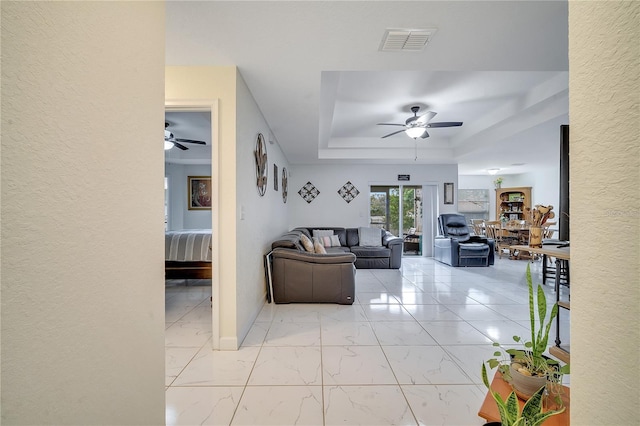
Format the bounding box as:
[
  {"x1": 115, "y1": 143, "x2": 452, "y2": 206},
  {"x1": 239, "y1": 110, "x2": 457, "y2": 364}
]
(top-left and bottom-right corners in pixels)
[{"x1": 434, "y1": 214, "x2": 495, "y2": 267}]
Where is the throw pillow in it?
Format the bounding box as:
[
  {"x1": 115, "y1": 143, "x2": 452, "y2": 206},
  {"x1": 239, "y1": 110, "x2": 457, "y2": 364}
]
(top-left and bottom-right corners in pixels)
[
  {"x1": 313, "y1": 238, "x2": 327, "y2": 254},
  {"x1": 312, "y1": 229, "x2": 334, "y2": 239},
  {"x1": 358, "y1": 227, "x2": 382, "y2": 247},
  {"x1": 300, "y1": 233, "x2": 314, "y2": 253},
  {"x1": 319, "y1": 234, "x2": 341, "y2": 248}
]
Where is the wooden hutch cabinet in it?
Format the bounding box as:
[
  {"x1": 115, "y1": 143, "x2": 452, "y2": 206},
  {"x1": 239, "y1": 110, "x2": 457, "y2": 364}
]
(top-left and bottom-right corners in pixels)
[{"x1": 496, "y1": 187, "x2": 531, "y2": 221}]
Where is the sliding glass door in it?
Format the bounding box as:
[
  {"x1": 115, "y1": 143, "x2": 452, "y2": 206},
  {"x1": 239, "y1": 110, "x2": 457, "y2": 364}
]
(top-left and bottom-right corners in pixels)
[{"x1": 370, "y1": 185, "x2": 425, "y2": 255}]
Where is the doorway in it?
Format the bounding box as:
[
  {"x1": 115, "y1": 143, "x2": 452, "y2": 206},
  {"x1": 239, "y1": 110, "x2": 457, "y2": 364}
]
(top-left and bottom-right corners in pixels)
[{"x1": 165, "y1": 99, "x2": 220, "y2": 349}]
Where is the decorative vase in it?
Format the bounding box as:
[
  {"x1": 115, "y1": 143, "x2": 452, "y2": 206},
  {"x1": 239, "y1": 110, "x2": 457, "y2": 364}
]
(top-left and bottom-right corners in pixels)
[
  {"x1": 529, "y1": 226, "x2": 542, "y2": 248},
  {"x1": 509, "y1": 363, "x2": 547, "y2": 400}
]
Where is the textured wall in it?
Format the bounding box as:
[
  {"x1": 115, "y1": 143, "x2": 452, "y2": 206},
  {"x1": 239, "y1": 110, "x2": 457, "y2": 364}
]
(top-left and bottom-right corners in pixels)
[
  {"x1": 569, "y1": 1, "x2": 639, "y2": 424},
  {"x1": 1, "y1": 2, "x2": 166, "y2": 424}
]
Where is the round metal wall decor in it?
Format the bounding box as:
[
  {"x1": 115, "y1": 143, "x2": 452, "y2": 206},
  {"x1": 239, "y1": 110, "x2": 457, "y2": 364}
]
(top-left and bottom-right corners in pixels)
[
  {"x1": 254, "y1": 133, "x2": 268, "y2": 196},
  {"x1": 281, "y1": 167, "x2": 288, "y2": 203}
]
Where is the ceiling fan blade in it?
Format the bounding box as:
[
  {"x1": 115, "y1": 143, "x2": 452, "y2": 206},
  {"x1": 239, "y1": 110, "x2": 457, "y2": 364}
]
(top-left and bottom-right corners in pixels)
[
  {"x1": 173, "y1": 142, "x2": 189, "y2": 150},
  {"x1": 174, "y1": 138, "x2": 206, "y2": 145},
  {"x1": 420, "y1": 130, "x2": 430, "y2": 139},
  {"x1": 415, "y1": 111, "x2": 437, "y2": 125},
  {"x1": 381, "y1": 129, "x2": 407, "y2": 138},
  {"x1": 426, "y1": 121, "x2": 463, "y2": 128},
  {"x1": 377, "y1": 123, "x2": 405, "y2": 127}
]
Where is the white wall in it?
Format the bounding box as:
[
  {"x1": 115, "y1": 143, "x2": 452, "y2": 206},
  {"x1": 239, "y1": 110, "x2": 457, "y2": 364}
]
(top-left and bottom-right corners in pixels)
[
  {"x1": 569, "y1": 2, "x2": 639, "y2": 424},
  {"x1": 460, "y1": 165, "x2": 560, "y2": 221},
  {"x1": 288, "y1": 163, "x2": 457, "y2": 254},
  {"x1": 235, "y1": 70, "x2": 290, "y2": 343},
  {"x1": 165, "y1": 67, "x2": 290, "y2": 349},
  {"x1": 289, "y1": 164, "x2": 458, "y2": 227},
  {"x1": 165, "y1": 163, "x2": 212, "y2": 230},
  {"x1": 1, "y1": 2, "x2": 166, "y2": 423}
]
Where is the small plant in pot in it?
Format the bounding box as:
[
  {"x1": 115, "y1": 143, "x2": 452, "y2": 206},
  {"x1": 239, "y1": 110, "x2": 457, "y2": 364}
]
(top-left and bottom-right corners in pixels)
[
  {"x1": 481, "y1": 362, "x2": 564, "y2": 426},
  {"x1": 487, "y1": 263, "x2": 570, "y2": 401}
]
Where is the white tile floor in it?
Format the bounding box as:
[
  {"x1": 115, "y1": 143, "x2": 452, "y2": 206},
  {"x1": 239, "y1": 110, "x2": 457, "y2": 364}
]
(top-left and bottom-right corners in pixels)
[{"x1": 165, "y1": 256, "x2": 570, "y2": 426}]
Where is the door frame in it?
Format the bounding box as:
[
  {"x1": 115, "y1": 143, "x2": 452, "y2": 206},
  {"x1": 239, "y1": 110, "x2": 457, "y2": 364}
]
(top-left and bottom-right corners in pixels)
[
  {"x1": 368, "y1": 182, "x2": 439, "y2": 257},
  {"x1": 165, "y1": 99, "x2": 220, "y2": 349}
]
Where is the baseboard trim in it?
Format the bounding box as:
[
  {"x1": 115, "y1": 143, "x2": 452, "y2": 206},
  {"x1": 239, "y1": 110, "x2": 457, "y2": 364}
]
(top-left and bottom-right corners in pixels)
[{"x1": 218, "y1": 336, "x2": 238, "y2": 351}]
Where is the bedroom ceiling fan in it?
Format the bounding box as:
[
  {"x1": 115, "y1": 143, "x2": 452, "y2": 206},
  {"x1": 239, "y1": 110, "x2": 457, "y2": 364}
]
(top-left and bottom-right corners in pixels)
[
  {"x1": 377, "y1": 106, "x2": 463, "y2": 139},
  {"x1": 164, "y1": 122, "x2": 207, "y2": 150}
]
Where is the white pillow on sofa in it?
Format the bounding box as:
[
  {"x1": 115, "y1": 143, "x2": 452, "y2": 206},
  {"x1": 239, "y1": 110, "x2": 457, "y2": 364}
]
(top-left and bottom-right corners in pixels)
[
  {"x1": 312, "y1": 230, "x2": 341, "y2": 247},
  {"x1": 312, "y1": 238, "x2": 327, "y2": 254},
  {"x1": 358, "y1": 227, "x2": 382, "y2": 247},
  {"x1": 313, "y1": 229, "x2": 334, "y2": 238}
]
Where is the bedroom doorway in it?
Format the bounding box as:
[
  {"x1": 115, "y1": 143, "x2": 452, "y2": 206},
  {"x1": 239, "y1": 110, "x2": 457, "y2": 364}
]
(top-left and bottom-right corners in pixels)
[{"x1": 165, "y1": 100, "x2": 220, "y2": 349}]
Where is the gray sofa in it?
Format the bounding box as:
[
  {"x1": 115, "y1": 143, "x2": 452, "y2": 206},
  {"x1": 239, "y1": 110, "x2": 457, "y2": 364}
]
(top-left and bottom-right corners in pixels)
[
  {"x1": 269, "y1": 227, "x2": 403, "y2": 304},
  {"x1": 283, "y1": 227, "x2": 403, "y2": 269}
]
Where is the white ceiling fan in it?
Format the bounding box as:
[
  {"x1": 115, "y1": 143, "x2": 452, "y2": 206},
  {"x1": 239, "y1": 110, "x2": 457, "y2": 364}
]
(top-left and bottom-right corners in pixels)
[
  {"x1": 377, "y1": 106, "x2": 463, "y2": 139},
  {"x1": 164, "y1": 122, "x2": 206, "y2": 150}
]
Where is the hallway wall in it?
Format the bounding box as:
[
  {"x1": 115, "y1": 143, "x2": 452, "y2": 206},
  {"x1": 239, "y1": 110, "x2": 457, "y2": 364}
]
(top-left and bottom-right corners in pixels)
[{"x1": 1, "y1": 2, "x2": 166, "y2": 423}]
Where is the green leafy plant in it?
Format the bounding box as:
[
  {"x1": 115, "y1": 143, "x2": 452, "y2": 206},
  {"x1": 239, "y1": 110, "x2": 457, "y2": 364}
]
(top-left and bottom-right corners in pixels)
[
  {"x1": 487, "y1": 263, "x2": 569, "y2": 389},
  {"x1": 482, "y1": 362, "x2": 564, "y2": 426}
]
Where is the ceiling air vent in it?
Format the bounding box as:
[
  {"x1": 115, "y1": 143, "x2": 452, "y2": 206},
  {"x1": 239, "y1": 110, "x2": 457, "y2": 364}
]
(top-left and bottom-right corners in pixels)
[{"x1": 379, "y1": 29, "x2": 436, "y2": 52}]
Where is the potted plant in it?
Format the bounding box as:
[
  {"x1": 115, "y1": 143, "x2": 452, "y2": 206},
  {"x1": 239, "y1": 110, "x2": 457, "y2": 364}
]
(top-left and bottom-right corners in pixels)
[
  {"x1": 494, "y1": 177, "x2": 503, "y2": 188},
  {"x1": 481, "y1": 362, "x2": 565, "y2": 426},
  {"x1": 487, "y1": 263, "x2": 570, "y2": 400}
]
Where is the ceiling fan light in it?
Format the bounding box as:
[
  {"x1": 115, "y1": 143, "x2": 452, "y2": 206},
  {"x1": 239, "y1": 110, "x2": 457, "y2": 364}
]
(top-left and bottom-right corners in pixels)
[
  {"x1": 405, "y1": 127, "x2": 426, "y2": 139},
  {"x1": 164, "y1": 141, "x2": 174, "y2": 150}
]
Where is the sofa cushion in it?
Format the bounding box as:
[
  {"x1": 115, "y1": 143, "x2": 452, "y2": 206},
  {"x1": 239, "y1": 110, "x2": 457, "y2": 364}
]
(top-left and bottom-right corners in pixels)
[
  {"x1": 325, "y1": 246, "x2": 351, "y2": 254},
  {"x1": 300, "y1": 234, "x2": 314, "y2": 252},
  {"x1": 458, "y1": 242, "x2": 490, "y2": 256},
  {"x1": 313, "y1": 229, "x2": 334, "y2": 239},
  {"x1": 358, "y1": 227, "x2": 382, "y2": 247},
  {"x1": 350, "y1": 246, "x2": 390, "y2": 258},
  {"x1": 317, "y1": 234, "x2": 341, "y2": 247},
  {"x1": 313, "y1": 238, "x2": 327, "y2": 254},
  {"x1": 346, "y1": 228, "x2": 360, "y2": 247}
]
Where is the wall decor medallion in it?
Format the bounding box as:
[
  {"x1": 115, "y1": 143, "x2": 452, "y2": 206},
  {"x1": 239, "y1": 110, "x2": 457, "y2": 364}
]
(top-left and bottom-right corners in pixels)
[
  {"x1": 281, "y1": 167, "x2": 288, "y2": 203},
  {"x1": 254, "y1": 133, "x2": 268, "y2": 196},
  {"x1": 273, "y1": 164, "x2": 279, "y2": 191},
  {"x1": 298, "y1": 181, "x2": 319, "y2": 203},
  {"x1": 338, "y1": 181, "x2": 360, "y2": 203}
]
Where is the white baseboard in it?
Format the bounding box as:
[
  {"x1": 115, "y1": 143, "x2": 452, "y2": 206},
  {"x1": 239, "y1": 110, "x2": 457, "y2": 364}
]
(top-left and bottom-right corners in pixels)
[{"x1": 218, "y1": 336, "x2": 238, "y2": 351}]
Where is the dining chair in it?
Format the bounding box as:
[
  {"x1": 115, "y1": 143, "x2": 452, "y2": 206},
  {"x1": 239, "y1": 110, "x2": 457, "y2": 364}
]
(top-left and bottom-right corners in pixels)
[
  {"x1": 470, "y1": 219, "x2": 485, "y2": 236},
  {"x1": 484, "y1": 221, "x2": 516, "y2": 259}
]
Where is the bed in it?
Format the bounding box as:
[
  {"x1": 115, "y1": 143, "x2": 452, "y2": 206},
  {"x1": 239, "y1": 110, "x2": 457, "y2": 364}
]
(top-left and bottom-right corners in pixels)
[{"x1": 165, "y1": 229, "x2": 212, "y2": 279}]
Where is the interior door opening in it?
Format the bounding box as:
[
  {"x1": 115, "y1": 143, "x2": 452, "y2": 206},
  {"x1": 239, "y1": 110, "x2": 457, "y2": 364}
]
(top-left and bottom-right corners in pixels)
[{"x1": 164, "y1": 100, "x2": 220, "y2": 350}]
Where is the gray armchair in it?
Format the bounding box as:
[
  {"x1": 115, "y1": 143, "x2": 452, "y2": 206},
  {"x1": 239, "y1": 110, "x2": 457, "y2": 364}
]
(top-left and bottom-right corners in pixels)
[{"x1": 434, "y1": 214, "x2": 495, "y2": 267}]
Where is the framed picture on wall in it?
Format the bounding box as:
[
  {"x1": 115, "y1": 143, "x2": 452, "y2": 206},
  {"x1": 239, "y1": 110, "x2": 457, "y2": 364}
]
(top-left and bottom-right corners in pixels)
[
  {"x1": 188, "y1": 176, "x2": 212, "y2": 210},
  {"x1": 444, "y1": 182, "x2": 454, "y2": 205},
  {"x1": 274, "y1": 164, "x2": 279, "y2": 191}
]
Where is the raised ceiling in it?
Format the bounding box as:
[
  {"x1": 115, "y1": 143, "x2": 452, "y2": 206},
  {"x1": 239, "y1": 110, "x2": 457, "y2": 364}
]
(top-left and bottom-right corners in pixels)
[{"x1": 165, "y1": 1, "x2": 569, "y2": 175}]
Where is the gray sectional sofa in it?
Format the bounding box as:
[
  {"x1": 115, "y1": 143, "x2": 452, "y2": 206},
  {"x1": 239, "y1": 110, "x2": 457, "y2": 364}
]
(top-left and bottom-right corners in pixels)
[{"x1": 269, "y1": 227, "x2": 403, "y2": 304}]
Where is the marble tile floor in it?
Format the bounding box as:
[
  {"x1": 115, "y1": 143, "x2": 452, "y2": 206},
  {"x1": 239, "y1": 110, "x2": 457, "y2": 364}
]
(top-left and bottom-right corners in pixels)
[{"x1": 165, "y1": 256, "x2": 570, "y2": 426}]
